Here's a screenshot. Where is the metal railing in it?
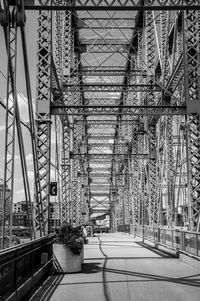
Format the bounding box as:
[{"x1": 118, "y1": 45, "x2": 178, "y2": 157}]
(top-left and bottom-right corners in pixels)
[
  {"x1": 118, "y1": 224, "x2": 200, "y2": 259},
  {"x1": 0, "y1": 234, "x2": 55, "y2": 301},
  {"x1": 117, "y1": 224, "x2": 130, "y2": 234}
]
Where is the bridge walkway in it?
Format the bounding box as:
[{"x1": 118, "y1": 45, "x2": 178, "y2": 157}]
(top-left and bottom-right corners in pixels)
[{"x1": 28, "y1": 233, "x2": 200, "y2": 301}]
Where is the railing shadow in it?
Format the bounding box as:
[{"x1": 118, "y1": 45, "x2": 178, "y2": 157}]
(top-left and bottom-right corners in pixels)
[{"x1": 22, "y1": 274, "x2": 64, "y2": 301}]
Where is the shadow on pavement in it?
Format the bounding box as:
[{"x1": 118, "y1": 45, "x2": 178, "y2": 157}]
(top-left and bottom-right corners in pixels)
[
  {"x1": 24, "y1": 274, "x2": 64, "y2": 301},
  {"x1": 82, "y1": 262, "x2": 102, "y2": 274}
]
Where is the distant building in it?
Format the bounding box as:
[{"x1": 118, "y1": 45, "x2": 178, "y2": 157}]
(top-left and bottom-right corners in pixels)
[
  {"x1": 13, "y1": 201, "x2": 28, "y2": 213},
  {"x1": 12, "y1": 201, "x2": 33, "y2": 227},
  {"x1": 0, "y1": 179, "x2": 12, "y2": 221},
  {"x1": 49, "y1": 202, "x2": 60, "y2": 229},
  {"x1": 13, "y1": 212, "x2": 29, "y2": 227}
]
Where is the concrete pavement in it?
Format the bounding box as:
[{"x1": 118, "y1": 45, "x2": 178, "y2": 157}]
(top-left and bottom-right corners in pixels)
[{"x1": 29, "y1": 233, "x2": 200, "y2": 301}]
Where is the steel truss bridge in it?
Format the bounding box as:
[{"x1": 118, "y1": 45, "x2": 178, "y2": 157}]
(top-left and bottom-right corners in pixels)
[{"x1": 0, "y1": 0, "x2": 200, "y2": 248}]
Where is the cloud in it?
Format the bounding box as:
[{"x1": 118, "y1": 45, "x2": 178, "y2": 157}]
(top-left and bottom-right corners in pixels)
[
  {"x1": 28, "y1": 170, "x2": 35, "y2": 181},
  {"x1": 4, "y1": 93, "x2": 36, "y2": 122},
  {"x1": 15, "y1": 188, "x2": 26, "y2": 202},
  {"x1": 17, "y1": 93, "x2": 32, "y2": 122},
  {"x1": 14, "y1": 177, "x2": 23, "y2": 183},
  {"x1": 14, "y1": 155, "x2": 20, "y2": 160},
  {"x1": 26, "y1": 153, "x2": 33, "y2": 165},
  {"x1": 0, "y1": 125, "x2": 5, "y2": 131},
  {"x1": 16, "y1": 189, "x2": 25, "y2": 196},
  {"x1": 50, "y1": 169, "x2": 56, "y2": 181},
  {"x1": 51, "y1": 130, "x2": 56, "y2": 144}
]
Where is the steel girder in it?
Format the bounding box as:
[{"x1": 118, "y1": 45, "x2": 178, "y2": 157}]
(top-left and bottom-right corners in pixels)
[
  {"x1": 51, "y1": 105, "x2": 186, "y2": 116},
  {"x1": 74, "y1": 69, "x2": 146, "y2": 77},
  {"x1": 61, "y1": 123, "x2": 71, "y2": 222},
  {"x1": 35, "y1": 9, "x2": 52, "y2": 235},
  {"x1": 1, "y1": 13, "x2": 18, "y2": 246},
  {"x1": 131, "y1": 133, "x2": 141, "y2": 224},
  {"x1": 145, "y1": 9, "x2": 158, "y2": 226},
  {"x1": 123, "y1": 51, "x2": 140, "y2": 225},
  {"x1": 183, "y1": 6, "x2": 200, "y2": 231},
  {"x1": 130, "y1": 29, "x2": 144, "y2": 226},
  {"x1": 24, "y1": 1, "x2": 200, "y2": 11},
  {"x1": 54, "y1": 10, "x2": 64, "y2": 225},
  {"x1": 79, "y1": 43, "x2": 130, "y2": 53},
  {"x1": 60, "y1": 9, "x2": 73, "y2": 224},
  {"x1": 63, "y1": 83, "x2": 161, "y2": 93},
  {"x1": 71, "y1": 59, "x2": 82, "y2": 226}
]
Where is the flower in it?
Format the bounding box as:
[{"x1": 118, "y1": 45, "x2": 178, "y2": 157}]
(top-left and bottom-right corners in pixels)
[{"x1": 55, "y1": 222, "x2": 84, "y2": 255}]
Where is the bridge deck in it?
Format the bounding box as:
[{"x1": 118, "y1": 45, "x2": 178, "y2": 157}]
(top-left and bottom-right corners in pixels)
[{"x1": 29, "y1": 233, "x2": 200, "y2": 301}]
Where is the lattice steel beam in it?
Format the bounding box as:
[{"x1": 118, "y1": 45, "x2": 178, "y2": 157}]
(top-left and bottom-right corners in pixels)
[
  {"x1": 60, "y1": 9, "x2": 72, "y2": 224},
  {"x1": 183, "y1": 6, "x2": 200, "y2": 231},
  {"x1": 79, "y1": 44, "x2": 129, "y2": 53},
  {"x1": 70, "y1": 153, "x2": 148, "y2": 159},
  {"x1": 63, "y1": 83, "x2": 161, "y2": 93},
  {"x1": 90, "y1": 193, "x2": 109, "y2": 197},
  {"x1": 1, "y1": 16, "x2": 17, "y2": 247},
  {"x1": 51, "y1": 105, "x2": 186, "y2": 116},
  {"x1": 73, "y1": 69, "x2": 145, "y2": 76},
  {"x1": 25, "y1": 1, "x2": 200, "y2": 11},
  {"x1": 35, "y1": 8, "x2": 51, "y2": 236}
]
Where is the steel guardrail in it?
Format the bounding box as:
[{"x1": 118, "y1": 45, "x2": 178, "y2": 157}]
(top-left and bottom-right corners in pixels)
[
  {"x1": 118, "y1": 224, "x2": 200, "y2": 259},
  {"x1": 0, "y1": 234, "x2": 55, "y2": 301}
]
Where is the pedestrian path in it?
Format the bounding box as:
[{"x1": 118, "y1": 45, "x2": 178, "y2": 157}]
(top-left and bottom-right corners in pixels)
[{"x1": 29, "y1": 233, "x2": 200, "y2": 301}]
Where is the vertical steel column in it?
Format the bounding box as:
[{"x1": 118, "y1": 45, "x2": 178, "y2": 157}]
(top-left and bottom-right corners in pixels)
[
  {"x1": 115, "y1": 124, "x2": 124, "y2": 225},
  {"x1": 131, "y1": 29, "x2": 144, "y2": 225},
  {"x1": 78, "y1": 121, "x2": 87, "y2": 225},
  {"x1": 131, "y1": 132, "x2": 140, "y2": 224},
  {"x1": 54, "y1": 8, "x2": 64, "y2": 225},
  {"x1": 35, "y1": 4, "x2": 51, "y2": 235},
  {"x1": 160, "y1": 10, "x2": 175, "y2": 227},
  {"x1": 148, "y1": 125, "x2": 157, "y2": 226},
  {"x1": 160, "y1": 10, "x2": 171, "y2": 86},
  {"x1": 61, "y1": 122, "x2": 71, "y2": 222},
  {"x1": 145, "y1": 8, "x2": 158, "y2": 226},
  {"x1": 166, "y1": 117, "x2": 175, "y2": 226},
  {"x1": 123, "y1": 159, "x2": 130, "y2": 224},
  {"x1": 183, "y1": 6, "x2": 200, "y2": 231},
  {"x1": 71, "y1": 54, "x2": 82, "y2": 225},
  {"x1": 54, "y1": 116, "x2": 61, "y2": 224},
  {"x1": 61, "y1": 9, "x2": 72, "y2": 223},
  {"x1": 125, "y1": 51, "x2": 139, "y2": 225},
  {"x1": 121, "y1": 90, "x2": 130, "y2": 223},
  {"x1": 1, "y1": 6, "x2": 17, "y2": 247}
]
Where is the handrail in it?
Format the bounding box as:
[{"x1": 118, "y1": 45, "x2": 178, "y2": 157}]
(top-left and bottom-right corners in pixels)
[
  {"x1": 0, "y1": 234, "x2": 55, "y2": 301},
  {"x1": 118, "y1": 224, "x2": 200, "y2": 259}
]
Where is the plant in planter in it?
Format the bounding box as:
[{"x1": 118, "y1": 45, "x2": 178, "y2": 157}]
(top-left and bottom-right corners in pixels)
[
  {"x1": 55, "y1": 222, "x2": 84, "y2": 256},
  {"x1": 53, "y1": 222, "x2": 84, "y2": 273}
]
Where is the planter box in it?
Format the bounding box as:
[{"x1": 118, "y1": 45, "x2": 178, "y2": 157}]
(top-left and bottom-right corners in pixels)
[{"x1": 53, "y1": 243, "x2": 83, "y2": 273}]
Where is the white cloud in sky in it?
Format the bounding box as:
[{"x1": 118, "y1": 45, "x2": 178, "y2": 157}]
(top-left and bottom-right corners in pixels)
[
  {"x1": 0, "y1": 125, "x2": 5, "y2": 131},
  {"x1": 28, "y1": 170, "x2": 35, "y2": 181},
  {"x1": 3, "y1": 93, "x2": 35, "y2": 123},
  {"x1": 50, "y1": 169, "x2": 57, "y2": 182},
  {"x1": 14, "y1": 177, "x2": 22, "y2": 183},
  {"x1": 16, "y1": 189, "x2": 25, "y2": 196},
  {"x1": 51, "y1": 129, "x2": 56, "y2": 145},
  {"x1": 26, "y1": 153, "x2": 33, "y2": 165},
  {"x1": 15, "y1": 188, "x2": 25, "y2": 202},
  {"x1": 17, "y1": 93, "x2": 35, "y2": 122}
]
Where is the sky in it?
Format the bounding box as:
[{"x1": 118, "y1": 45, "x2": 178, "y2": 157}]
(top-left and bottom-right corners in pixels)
[{"x1": 0, "y1": 11, "x2": 56, "y2": 203}]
